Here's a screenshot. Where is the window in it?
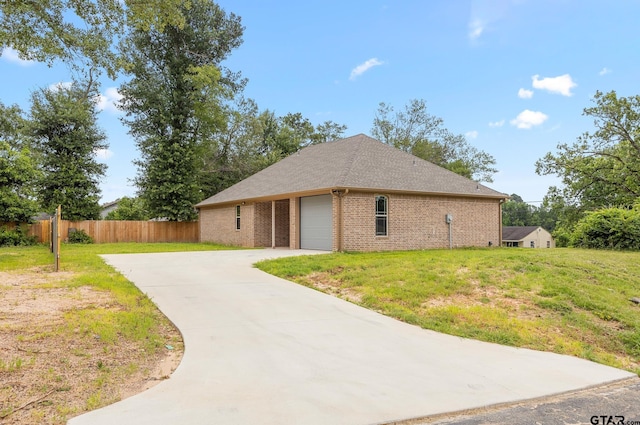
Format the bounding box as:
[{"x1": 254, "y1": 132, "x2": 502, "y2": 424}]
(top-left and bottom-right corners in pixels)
[
  {"x1": 530, "y1": 241, "x2": 535, "y2": 248},
  {"x1": 375, "y1": 195, "x2": 388, "y2": 236},
  {"x1": 547, "y1": 241, "x2": 551, "y2": 248},
  {"x1": 235, "y1": 205, "x2": 241, "y2": 230}
]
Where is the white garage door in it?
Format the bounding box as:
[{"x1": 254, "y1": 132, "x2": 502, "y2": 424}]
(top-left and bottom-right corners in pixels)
[{"x1": 300, "y1": 195, "x2": 333, "y2": 251}]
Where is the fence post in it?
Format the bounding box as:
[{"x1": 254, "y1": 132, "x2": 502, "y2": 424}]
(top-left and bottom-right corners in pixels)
[{"x1": 52, "y1": 205, "x2": 61, "y2": 271}]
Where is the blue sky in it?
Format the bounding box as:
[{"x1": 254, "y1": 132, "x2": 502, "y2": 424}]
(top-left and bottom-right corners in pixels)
[{"x1": 1, "y1": 0, "x2": 639, "y2": 205}]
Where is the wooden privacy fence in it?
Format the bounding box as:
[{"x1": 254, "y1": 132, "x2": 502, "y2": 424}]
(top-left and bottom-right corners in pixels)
[{"x1": 23, "y1": 220, "x2": 199, "y2": 244}]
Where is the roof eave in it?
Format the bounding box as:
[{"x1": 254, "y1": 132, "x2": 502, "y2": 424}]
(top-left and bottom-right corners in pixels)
[{"x1": 195, "y1": 186, "x2": 507, "y2": 209}]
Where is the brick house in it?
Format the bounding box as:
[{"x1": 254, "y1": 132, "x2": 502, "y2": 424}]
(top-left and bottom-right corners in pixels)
[{"x1": 195, "y1": 134, "x2": 507, "y2": 252}]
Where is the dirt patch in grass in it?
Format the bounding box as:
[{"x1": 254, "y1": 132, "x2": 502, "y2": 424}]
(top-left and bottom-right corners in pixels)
[
  {"x1": 426, "y1": 279, "x2": 538, "y2": 313},
  {"x1": 0, "y1": 269, "x2": 183, "y2": 425},
  {"x1": 305, "y1": 272, "x2": 363, "y2": 303}
]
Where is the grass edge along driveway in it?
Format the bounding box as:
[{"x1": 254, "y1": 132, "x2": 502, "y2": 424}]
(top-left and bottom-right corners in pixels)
[
  {"x1": 0, "y1": 242, "x2": 236, "y2": 424},
  {"x1": 256, "y1": 248, "x2": 640, "y2": 375}
]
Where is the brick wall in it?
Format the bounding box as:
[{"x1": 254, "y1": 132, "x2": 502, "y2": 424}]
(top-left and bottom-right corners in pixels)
[
  {"x1": 199, "y1": 203, "x2": 255, "y2": 247},
  {"x1": 275, "y1": 199, "x2": 290, "y2": 247},
  {"x1": 254, "y1": 202, "x2": 271, "y2": 247},
  {"x1": 341, "y1": 191, "x2": 500, "y2": 252},
  {"x1": 252, "y1": 200, "x2": 290, "y2": 247},
  {"x1": 200, "y1": 192, "x2": 500, "y2": 251}
]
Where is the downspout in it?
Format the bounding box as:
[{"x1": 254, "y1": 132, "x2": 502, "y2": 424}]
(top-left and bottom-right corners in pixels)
[
  {"x1": 499, "y1": 198, "x2": 505, "y2": 247},
  {"x1": 331, "y1": 189, "x2": 348, "y2": 252}
]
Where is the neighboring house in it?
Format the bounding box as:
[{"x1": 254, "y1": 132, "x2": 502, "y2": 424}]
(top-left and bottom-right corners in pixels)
[
  {"x1": 502, "y1": 226, "x2": 555, "y2": 248},
  {"x1": 195, "y1": 134, "x2": 508, "y2": 252},
  {"x1": 100, "y1": 199, "x2": 120, "y2": 219}
]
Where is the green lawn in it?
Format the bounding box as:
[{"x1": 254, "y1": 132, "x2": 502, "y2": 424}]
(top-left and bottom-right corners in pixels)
[{"x1": 256, "y1": 248, "x2": 640, "y2": 374}]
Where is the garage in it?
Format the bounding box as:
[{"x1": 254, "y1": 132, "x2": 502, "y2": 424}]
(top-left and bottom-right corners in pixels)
[{"x1": 300, "y1": 194, "x2": 333, "y2": 250}]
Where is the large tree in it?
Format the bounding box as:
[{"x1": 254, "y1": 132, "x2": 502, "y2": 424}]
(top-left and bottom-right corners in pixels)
[
  {"x1": 119, "y1": 0, "x2": 244, "y2": 221},
  {"x1": 372, "y1": 99, "x2": 497, "y2": 182},
  {"x1": 0, "y1": 103, "x2": 39, "y2": 222},
  {"x1": 501, "y1": 193, "x2": 559, "y2": 232},
  {"x1": 199, "y1": 96, "x2": 348, "y2": 198},
  {"x1": 0, "y1": 0, "x2": 188, "y2": 77},
  {"x1": 501, "y1": 194, "x2": 534, "y2": 227},
  {"x1": 536, "y1": 90, "x2": 640, "y2": 210},
  {"x1": 29, "y1": 82, "x2": 107, "y2": 220}
]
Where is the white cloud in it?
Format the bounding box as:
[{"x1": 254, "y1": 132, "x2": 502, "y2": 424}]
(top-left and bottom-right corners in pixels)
[
  {"x1": 531, "y1": 74, "x2": 577, "y2": 96},
  {"x1": 1, "y1": 47, "x2": 35, "y2": 66},
  {"x1": 349, "y1": 58, "x2": 384, "y2": 81},
  {"x1": 468, "y1": 19, "x2": 485, "y2": 40},
  {"x1": 465, "y1": 130, "x2": 478, "y2": 139},
  {"x1": 96, "y1": 87, "x2": 123, "y2": 113},
  {"x1": 48, "y1": 81, "x2": 73, "y2": 92},
  {"x1": 518, "y1": 88, "x2": 534, "y2": 99},
  {"x1": 488, "y1": 120, "x2": 505, "y2": 128},
  {"x1": 599, "y1": 67, "x2": 612, "y2": 76},
  {"x1": 94, "y1": 148, "x2": 114, "y2": 160},
  {"x1": 510, "y1": 109, "x2": 548, "y2": 129}
]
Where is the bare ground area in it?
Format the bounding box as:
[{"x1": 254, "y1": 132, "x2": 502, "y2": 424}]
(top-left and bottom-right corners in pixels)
[{"x1": 0, "y1": 269, "x2": 183, "y2": 425}]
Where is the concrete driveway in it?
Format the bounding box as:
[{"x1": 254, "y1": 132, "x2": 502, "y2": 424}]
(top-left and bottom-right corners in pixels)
[{"x1": 69, "y1": 249, "x2": 634, "y2": 425}]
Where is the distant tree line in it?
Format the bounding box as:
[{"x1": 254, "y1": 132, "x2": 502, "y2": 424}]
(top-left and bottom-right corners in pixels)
[{"x1": 501, "y1": 194, "x2": 559, "y2": 232}]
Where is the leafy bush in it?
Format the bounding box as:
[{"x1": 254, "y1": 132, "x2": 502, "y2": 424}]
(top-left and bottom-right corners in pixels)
[
  {"x1": 552, "y1": 226, "x2": 572, "y2": 248},
  {"x1": 104, "y1": 197, "x2": 151, "y2": 221},
  {"x1": 0, "y1": 225, "x2": 37, "y2": 247},
  {"x1": 571, "y1": 207, "x2": 640, "y2": 250},
  {"x1": 67, "y1": 229, "x2": 94, "y2": 244}
]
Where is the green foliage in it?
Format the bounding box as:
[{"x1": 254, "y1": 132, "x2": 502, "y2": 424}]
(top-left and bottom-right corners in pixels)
[
  {"x1": 0, "y1": 142, "x2": 38, "y2": 222},
  {"x1": 552, "y1": 227, "x2": 572, "y2": 247},
  {"x1": 502, "y1": 195, "x2": 535, "y2": 226},
  {"x1": 120, "y1": 0, "x2": 244, "y2": 221},
  {"x1": 537, "y1": 91, "x2": 640, "y2": 212},
  {"x1": 198, "y1": 102, "x2": 347, "y2": 198},
  {"x1": 67, "y1": 229, "x2": 94, "y2": 244},
  {"x1": 104, "y1": 197, "x2": 150, "y2": 221},
  {"x1": 501, "y1": 193, "x2": 560, "y2": 232},
  {"x1": 0, "y1": 102, "x2": 39, "y2": 222},
  {"x1": 0, "y1": 225, "x2": 37, "y2": 247},
  {"x1": 257, "y1": 248, "x2": 640, "y2": 372},
  {"x1": 0, "y1": 0, "x2": 188, "y2": 78},
  {"x1": 0, "y1": 0, "x2": 122, "y2": 76},
  {"x1": 571, "y1": 207, "x2": 640, "y2": 250},
  {"x1": 371, "y1": 99, "x2": 497, "y2": 182},
  {"x1": 29, "y1": 81, "x2": 107, "y2": 221}
]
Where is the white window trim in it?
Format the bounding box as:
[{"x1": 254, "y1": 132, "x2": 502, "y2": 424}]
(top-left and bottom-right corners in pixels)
[
  {"x1": 235, "y1": 205, "x2": 241, "y2": 231},
  {"x1": 375, "y1": 195, "x2": 388, "y2": 237}
]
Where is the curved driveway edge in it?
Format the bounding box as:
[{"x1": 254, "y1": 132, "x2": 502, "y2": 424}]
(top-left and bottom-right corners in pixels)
[{"x1": 69, "y1": 249, "x2": 634, "y2": 425}]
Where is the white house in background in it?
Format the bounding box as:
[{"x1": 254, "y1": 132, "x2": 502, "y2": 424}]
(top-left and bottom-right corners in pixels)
[
  {"x1": 100, "y1": 199, "x2": 121, "y2": 218},
  {"x1": 502, "y1": 226, "x2": 555, "y2": 248}
]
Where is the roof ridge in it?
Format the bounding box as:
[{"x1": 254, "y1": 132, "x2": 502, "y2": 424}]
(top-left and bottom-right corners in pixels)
[{"x1": 335, "y1": 135, "x2": 366, "y2": 186}]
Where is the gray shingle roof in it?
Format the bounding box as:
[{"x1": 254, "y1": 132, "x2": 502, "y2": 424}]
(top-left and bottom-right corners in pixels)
[
  {"x1": 502, "y1": 226, "x2": 542, "y2": 241},
  {"x1": 196, "y1": 134, "x2": 507, "y2": 207}
]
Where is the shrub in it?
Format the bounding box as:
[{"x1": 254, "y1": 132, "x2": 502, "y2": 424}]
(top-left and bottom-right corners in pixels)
[
  {"x1": 571, "y1": 207, "x2": 640, "y2": 250},
  {"x1": 67, "y1": 229, "x2": 94, "y2": 244},
  {"x1": 552, "y1": 226, "x2": 572, "y2": 248},
  {"x1": 0, "y1": 225, "x2": 37, "y2": 247}
]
